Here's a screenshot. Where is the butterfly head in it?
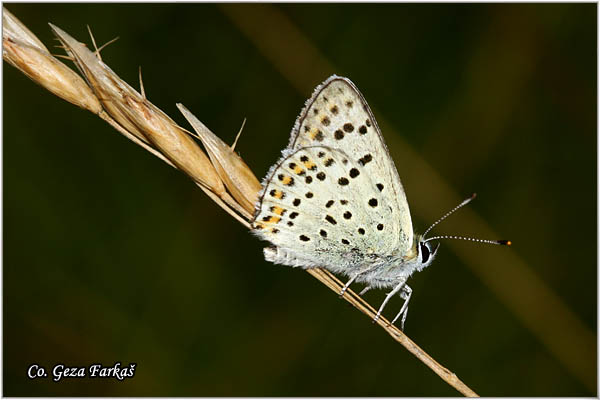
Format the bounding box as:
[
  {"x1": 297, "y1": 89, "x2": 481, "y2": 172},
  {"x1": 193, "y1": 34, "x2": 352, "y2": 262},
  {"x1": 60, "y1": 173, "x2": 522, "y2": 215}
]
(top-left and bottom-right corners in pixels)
[{"x1": 415, "y1": 234, "x2": 439, "y2": 271}]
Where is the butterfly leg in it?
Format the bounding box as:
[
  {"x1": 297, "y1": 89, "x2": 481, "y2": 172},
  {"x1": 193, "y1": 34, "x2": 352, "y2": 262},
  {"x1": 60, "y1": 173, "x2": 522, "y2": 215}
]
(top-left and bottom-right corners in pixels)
[
  {"x1": 339, "y1": 265, "x2": 378, "y2": 297},
  {"x1": 390, "y1": 285, "x2": 412, "y2": 330},
  {"x1": 339, "y1": 274, "x2": 359, "y2": 297},
  {"x1": 374, "y1": 279, "x2": 407, "y2": 323},
  {"x1": 358, "y1": 286, "x2": 372, "y2": 296}
]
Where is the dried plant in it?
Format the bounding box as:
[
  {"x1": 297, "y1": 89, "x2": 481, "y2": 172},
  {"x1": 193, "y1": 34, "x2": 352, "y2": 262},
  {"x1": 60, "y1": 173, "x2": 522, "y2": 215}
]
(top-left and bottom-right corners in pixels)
[{"x1": 3, "y1": 8, "x2": 478, "y2": 396}]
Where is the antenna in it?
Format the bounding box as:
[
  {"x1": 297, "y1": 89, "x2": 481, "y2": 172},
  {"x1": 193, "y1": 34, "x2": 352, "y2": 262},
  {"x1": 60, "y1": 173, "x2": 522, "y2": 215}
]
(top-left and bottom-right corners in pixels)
[
  {"x1": 423, "y1": 193, "x2": 477, "y2": 237},
  {"x1": 424, "y1": 235, "x2": 511, "y2": 246},
  {"x1": 422, "y1": 193, "x2": 511, "y2": 246}
]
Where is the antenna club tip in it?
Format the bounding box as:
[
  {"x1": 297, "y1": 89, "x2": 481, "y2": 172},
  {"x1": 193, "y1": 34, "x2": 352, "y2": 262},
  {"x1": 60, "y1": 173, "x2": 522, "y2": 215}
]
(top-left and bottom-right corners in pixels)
[
  {"x1": 499, "y1": 240, "x2": 512, "y2": 246},
  {"x1": 470, "y1": 193, "x2": 477, "y2": 199}
]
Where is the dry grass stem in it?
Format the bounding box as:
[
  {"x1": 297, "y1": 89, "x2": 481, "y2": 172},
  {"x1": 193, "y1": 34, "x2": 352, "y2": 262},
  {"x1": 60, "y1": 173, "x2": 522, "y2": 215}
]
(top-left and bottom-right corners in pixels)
[
  {"x1": 48, "y1": 23, "x2": 230, "y2": 199},
  {"x1": 48, "y1": 22, "x2": 255, "y2": 224},
  {"x1": 3, "y1": 8, "x2": 478, "y2": 396},
  {"x1": 177, "y1": 103, "x2": 261, "y2": 214},
  {"x1": 3, "y1": 38, "x2": 102, "y2": 114},
  {"x1": 48, "y1": 23, "x2": 160, "y2": 147},
  {"x1": 121, "y1": 95, "x2": 225, "y2": 193},
  {"x1": 97, "y1": 110, "x2": 177, "y2": 168},
  {"x1": 3, "y1": 8, "x2": 47, "y2": 51}
]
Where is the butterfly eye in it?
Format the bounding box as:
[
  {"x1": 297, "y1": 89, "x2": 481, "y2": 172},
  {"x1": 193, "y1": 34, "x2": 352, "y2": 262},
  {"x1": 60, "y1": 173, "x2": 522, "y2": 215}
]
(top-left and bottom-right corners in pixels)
[{"x1": 420, "y1": 243, "x2": 430, "y2": 264}]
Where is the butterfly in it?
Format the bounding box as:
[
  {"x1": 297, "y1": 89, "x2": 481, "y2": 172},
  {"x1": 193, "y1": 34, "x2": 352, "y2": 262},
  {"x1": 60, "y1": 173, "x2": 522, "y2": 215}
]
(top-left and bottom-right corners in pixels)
[{"x1": 251, "y1": 75, "x2": 508, "y2": 329}]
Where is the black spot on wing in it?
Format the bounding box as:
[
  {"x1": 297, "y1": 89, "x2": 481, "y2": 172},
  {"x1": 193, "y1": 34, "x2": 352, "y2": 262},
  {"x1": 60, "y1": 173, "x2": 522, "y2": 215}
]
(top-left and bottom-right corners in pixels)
[
  {"x1": 325, "y1": 215, "x2": 337, "y2": 225},
  {"x1": 359, "y1": 154, "x2": 373, "y2": 166}
]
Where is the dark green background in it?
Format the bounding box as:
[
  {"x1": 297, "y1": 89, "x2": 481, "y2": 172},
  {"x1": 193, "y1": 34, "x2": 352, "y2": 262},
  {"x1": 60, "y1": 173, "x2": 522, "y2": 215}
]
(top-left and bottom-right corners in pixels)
[{"x1": 3, "y1": 3, "x2": 596, "y2": 396}]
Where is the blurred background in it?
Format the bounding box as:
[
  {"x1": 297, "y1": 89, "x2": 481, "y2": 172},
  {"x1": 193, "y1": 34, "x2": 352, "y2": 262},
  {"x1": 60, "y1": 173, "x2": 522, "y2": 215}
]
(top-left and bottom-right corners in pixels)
[{"x1": 3, "y1": 3, "x2": 596, "y2": 396}]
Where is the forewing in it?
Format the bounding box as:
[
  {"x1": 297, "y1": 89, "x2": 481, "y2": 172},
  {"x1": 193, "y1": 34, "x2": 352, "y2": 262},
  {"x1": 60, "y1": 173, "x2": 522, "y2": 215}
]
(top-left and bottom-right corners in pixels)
[{"x1": 287, "y1": 76, "x2": 413, "y2": 252}]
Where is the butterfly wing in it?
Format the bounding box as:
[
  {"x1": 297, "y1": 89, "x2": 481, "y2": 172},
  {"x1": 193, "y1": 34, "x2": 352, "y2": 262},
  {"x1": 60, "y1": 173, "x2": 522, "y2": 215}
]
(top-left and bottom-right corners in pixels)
[{"x1": 253, "y1": 76, "x2": 414, "y2": 270}]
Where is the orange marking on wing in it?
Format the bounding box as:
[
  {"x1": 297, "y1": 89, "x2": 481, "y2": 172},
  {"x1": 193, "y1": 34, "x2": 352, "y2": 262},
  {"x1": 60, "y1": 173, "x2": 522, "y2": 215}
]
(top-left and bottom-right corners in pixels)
[
  {"x1": 262, "y1": 216, "x2": 281, "y2": 224},
  {"x1": 302, "y1": 160, "x2": 316, "y2": 170},
  {"x1": 271, "y1": 206, "x2": 285, "y2": 215}
]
